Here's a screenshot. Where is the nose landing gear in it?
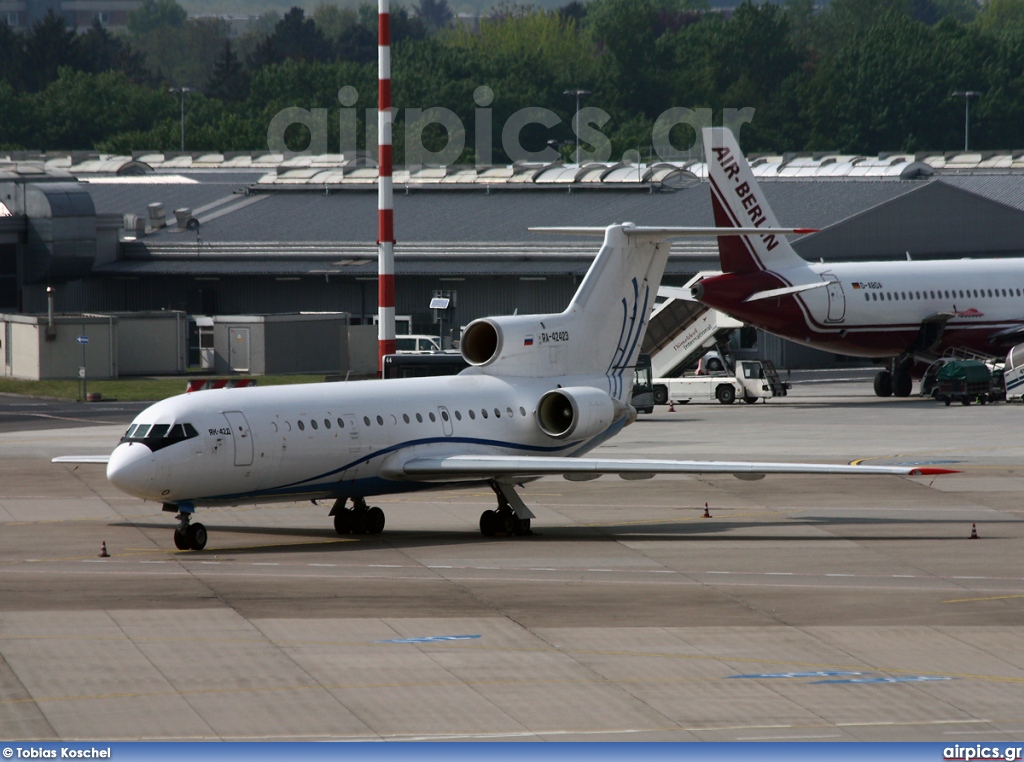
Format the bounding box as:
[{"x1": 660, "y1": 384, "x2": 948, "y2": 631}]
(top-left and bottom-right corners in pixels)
[{"x1": 170, "y1": 505, "x2": 207, "y2": 551}]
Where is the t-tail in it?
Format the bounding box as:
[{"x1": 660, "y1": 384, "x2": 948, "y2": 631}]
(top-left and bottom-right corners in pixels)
[
  {"x1": 703, "y1": 127, "x2": 814, "y2": 275},
  {"x1": 459, "y1": 224, "x2": 671, "y2": 402}
]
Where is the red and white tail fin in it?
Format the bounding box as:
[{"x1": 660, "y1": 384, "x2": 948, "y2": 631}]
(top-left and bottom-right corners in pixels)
[{"x1": 703, "y1": 127, "x2": 811, "y2": 275}]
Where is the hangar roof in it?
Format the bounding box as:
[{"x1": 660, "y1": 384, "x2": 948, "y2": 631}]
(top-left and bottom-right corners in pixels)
[{"x1": 91, "y1": 178, "x2": 919, "y2": 245}]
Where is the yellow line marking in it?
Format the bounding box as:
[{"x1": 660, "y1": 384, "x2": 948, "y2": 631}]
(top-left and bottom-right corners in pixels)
[
  {"x1": 944, "y1": 593, "x2": 1024, "y2": 603},
  {"x1": 8, "y1": 537, "x2": 358, "y2": 563}
]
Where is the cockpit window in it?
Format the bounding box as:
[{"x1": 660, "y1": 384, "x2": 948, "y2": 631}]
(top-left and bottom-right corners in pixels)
[{"x1": 121, "y1": 422, "x2": 200, "y2": 452}]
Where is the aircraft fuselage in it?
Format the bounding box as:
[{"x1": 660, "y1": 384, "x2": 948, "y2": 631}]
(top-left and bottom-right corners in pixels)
[
  {"x1": 697, "y1": 257, "x2": 1024, "y2": 357},
  {"x1": 107, "y1": 372, "x2": 623, "y2": 508}
]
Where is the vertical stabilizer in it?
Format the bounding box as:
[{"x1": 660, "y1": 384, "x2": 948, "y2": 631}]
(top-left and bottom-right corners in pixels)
[
  {"x1": 703, "y1": 127, "x2": 808, "y2": 274},
  {"x1": 460, "y1": 224, "x2": 670, "y2": 400}
]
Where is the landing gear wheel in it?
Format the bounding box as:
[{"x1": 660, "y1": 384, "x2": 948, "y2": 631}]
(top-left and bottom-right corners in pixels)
[
  {"x1": 743, "y1": 396, "x2": 757, "y2": 404},
  {"x1": 365, "y1": 506, "x2": 385, "y2": 535},
  {"x1": 186, "y1": 523, "x2": 207, "y2": 551},
  {"x1": 334, "y1": 510, "x2": 353, "y2": 535},
  {"x1": 716, "y1": 385, "x2": 736, "y2": 405},
  {"x1": 480, "y1": 510, "x2": 500, "y2": 537},
  {"x1": 874, "y1": 370, "x2": 893, "y2": 397},
  {"x1": 961, "y1": 397, "x2": 971, "y2": 406},
  {"x1": 173, "y1": 529, "x2": 189, "y2": 550},
  {"x1": 893, "y1": 371, "x2": 913, "y2": 397}
]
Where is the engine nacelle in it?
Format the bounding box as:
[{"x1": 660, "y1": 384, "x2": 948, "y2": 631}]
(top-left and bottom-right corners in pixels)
[
  {"x1": 536, "y1": 386, "x2": 616, "y2": 440},
  {"x1": 461, "y1": 318, "x2": 503, "y2": 367}
]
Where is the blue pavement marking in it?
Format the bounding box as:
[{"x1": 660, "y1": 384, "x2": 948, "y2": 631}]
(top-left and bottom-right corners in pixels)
[
  {"x1": 727, "y1": 671, "x2": 863, "y2": 679},
  {"x1": 812, "y1": 676, "x2": 954, "y2": 684},
  {"x1": 376, "y1": 635, "x2": 482, "y2": 644}
]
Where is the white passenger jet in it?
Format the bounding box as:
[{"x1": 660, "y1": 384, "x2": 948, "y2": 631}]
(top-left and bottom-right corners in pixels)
[
  {"x1": 55, "y1": 223, "x2": 951, "y2": 550},
  {"x1": 693, "y1": 127, "x2": 1024, "y2": 397}
]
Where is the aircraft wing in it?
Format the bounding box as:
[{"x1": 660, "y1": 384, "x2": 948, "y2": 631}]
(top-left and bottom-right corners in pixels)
[
  {"x1": 388, "y1": 455, "x2": 954, "y2": 483},
  {"x1": 988, "y1": 322, "x2": 1024, "y2": 343},
  {"x1": 52, "y1": 455, "x2": 111, "y2": 465}
]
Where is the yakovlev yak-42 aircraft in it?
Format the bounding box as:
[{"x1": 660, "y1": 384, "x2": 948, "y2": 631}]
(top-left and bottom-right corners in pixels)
[
  {"x1": 693, "y1": 127, "x2": 1024, "y2": 398},
  {"x1": 55, "y1": 222, "x2": 953, "y2": 550}
]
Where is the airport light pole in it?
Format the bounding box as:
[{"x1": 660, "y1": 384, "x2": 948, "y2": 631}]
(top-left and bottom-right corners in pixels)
[
  {"x1": 168, "y1": 87, "x2": 191, "y2": 152},
  {"x1": 951, "y1": 90, "x2": 980, "y2": 152},
  {"x1": 563, "y1": 89, "x2": 590, "y2": 165}
]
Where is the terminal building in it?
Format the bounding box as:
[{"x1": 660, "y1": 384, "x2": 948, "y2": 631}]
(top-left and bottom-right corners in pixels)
[{"x1": 3, "y1": 147, "x2": 1024, "y2": 378}]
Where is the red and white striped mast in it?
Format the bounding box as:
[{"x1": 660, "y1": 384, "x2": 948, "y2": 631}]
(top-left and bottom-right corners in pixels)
[{"x1": 377, "y1": 0, "x2": 396, "y2": 373}]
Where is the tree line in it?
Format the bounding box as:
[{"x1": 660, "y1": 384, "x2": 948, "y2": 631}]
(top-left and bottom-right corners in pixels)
[{"x1": 1, "y1": 0, "x2": 1023, "y2": 158}]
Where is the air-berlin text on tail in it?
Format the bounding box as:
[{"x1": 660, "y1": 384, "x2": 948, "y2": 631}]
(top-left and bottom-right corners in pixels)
[
  {"x1": 710, "y1": 144, "x2": 779, "y2": 252},
  {"x1": 267, "y1": 92, "x2": 756, "y2": 165}
]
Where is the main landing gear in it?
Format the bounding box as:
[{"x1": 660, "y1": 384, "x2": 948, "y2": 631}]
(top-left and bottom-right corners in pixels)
[
  {"x1": 874, "y1": 359, "x2": 914, "y2": 398},
  {"x1": 331, "y1": 497, "x2": 385, "y2": 535},
  {"x1": 479, "y1": 481, "x2": 535, "y2": 537},
  {"x1": 169, "y1": 505, "x2": 207, "y2": 551}
]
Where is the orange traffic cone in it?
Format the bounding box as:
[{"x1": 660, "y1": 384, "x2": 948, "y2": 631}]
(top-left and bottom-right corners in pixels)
[
  {"x1": 98, "y1": 541, "x2": 110, "y2": 557},
  {"x1": 668, "y1": 400, "x2": 675, "y2": 412},
  {"x1": 969, "y1": 523, "x2": 978, "y2": 539},
  {"x1": 703, "y1": 502, "x2": 711, "y2": 518}
]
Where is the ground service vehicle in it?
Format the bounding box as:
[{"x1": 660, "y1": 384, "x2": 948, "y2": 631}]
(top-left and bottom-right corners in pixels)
[
  {"x1": 632, "y1": 353, "x2": 654, "y2": 414},
  {"x1": 1006, "y1": 343, "x2": 1024, "y2": 401},
  {"x1": 394, "y1": 335, "x2": 443, "y2": 353},
  {"x1": 383, "y1": 352, "x2": 468, "y2": 379},
  {"x1": 654, "y1": 359, "x2": 785, "y2": 405},
  {"x1": 933, "y1": 360, "x2": 995, "y2": 406}
]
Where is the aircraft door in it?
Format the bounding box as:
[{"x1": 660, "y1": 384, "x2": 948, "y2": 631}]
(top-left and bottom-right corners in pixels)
[
  {"x1": 223, "y1": 411, "x2": 254, "y2": 466},
  {"x1": 341, "y1": 414, "x2": 360, "y2": 453},
  {"x1": 821, "y1": 274, "x2": 846, "y2": 323},
  {"x1": 438, "y1": 406, "x2": 453, "y2": 436}
]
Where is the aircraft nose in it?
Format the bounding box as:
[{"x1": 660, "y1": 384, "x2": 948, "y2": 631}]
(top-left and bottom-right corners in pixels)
[{"x1": 106, "y1": 442, "x2": 158, "y2": 499}]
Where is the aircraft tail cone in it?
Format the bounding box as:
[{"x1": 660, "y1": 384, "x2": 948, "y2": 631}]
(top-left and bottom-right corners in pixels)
[
  {"x1": 969, "y1": 523, "x2": 979, "y2": 539},
  {"x1": 702, "y1": 503, "x2": 711, "y2": 519},
  {"x1": 99, "y1": 541, "x2": 110, "y2": 558}
]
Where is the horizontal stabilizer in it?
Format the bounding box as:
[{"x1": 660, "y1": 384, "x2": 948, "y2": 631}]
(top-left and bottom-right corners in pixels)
[
  {"x1": 386, "y1": 454, "x2": 956, "y2": 482},
  {"x1": 657, "y1": 285, "x2": 701, "y2": 302},
  {"x1": 744, "y1": 281, "x2": 830, "y2": 302},
  {"x1": 530, "y1": 226, "x2": 817, "y2": 240},
  {"x1": 52, "y1": 455, "x2": 111, "y2": 465}
]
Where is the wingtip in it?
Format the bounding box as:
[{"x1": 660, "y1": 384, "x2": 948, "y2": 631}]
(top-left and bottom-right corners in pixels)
[{"x1": 908, "y1": 467, "x2": 960, "y2": 476}]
